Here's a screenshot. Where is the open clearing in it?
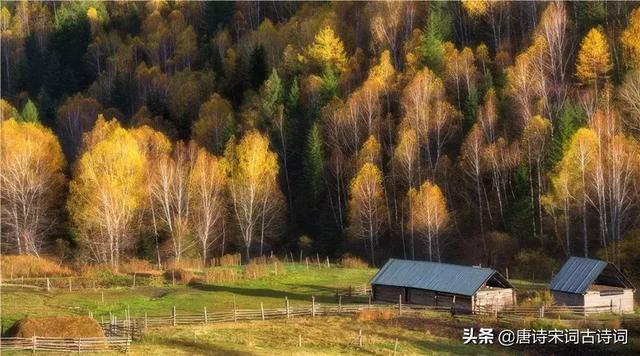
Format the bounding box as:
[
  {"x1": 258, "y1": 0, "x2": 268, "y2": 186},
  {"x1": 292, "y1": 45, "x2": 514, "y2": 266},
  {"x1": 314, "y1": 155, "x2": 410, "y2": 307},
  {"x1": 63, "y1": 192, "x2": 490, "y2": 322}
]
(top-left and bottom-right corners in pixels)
[
  {"x1": 1, "y1": 265, "x2": 374, "y2": 333},
  {"x1": 1, "y1": 265, "x2": 638, "y2": 355}
]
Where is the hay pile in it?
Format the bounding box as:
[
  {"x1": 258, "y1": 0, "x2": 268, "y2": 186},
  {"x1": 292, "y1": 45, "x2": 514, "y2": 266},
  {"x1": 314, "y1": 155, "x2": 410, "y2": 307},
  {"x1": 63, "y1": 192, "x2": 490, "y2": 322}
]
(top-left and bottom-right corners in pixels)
[{"x1": 7, "y1": 317, "x2": 105, "y2": 338}]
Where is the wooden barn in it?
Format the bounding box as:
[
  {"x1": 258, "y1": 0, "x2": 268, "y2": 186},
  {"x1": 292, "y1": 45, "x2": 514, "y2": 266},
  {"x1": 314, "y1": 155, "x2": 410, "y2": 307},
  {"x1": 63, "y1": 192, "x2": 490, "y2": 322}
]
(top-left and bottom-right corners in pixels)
[
  {"x1": 549, "y1": 257, "x2": 635, "y2": 314},
  {"x1": 370, "y1": 259, "x2": 515, "y2": 313}
]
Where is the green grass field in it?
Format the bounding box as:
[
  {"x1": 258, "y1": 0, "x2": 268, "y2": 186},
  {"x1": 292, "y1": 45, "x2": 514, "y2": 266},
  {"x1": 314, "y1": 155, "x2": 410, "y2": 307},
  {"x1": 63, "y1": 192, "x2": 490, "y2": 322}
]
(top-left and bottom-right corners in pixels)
[
  {"x1": 0, "y1": 264, "x2": 375, "y2": 333},
  {"x1": 1, "y1": 265, "x2": 638, "y2": 355}
]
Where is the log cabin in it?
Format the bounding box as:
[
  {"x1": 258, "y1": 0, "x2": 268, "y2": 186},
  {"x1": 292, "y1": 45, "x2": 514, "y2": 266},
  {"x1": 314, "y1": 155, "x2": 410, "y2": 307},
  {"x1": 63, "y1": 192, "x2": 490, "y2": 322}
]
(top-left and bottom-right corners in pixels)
[
  {"x1": 549, "y1": 256, "x2": 635, "y2": 314},
  {"x1": 370, "y1": 259, "x2": 515, "y2": 313}
]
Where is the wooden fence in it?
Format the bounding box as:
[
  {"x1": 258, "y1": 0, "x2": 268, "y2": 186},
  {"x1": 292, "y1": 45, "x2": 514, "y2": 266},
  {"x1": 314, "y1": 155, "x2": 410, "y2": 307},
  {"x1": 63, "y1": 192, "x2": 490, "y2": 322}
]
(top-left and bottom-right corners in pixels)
[
  {"x1": 0, "y1": 336, "x2": 131, "y2": 353},
  {"x1": 336, "y1": 284, "x2": 371, "y2": 297},
  {"x1": 98, "y1": 300, "x2": 452, "y2": 339},
  {"x1": 474, "y1": 304, "x2": 627, "y2": 317},
  {"x1": 0, "y1": 275, "x2": 153, "y2": 291}
]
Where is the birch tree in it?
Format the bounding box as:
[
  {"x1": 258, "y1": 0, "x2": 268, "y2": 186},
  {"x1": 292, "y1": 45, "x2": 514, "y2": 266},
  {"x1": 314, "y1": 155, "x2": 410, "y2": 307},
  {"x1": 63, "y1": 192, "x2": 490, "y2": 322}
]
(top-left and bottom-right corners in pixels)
[
  {"x1": 149, "y1": 141, "x2": 197, "y2": 263},
  {"x1": 1, "y1": 119, "x2": 66, "y2": 255},
  {"x1": 225, "y1": 130, "x2": 282, "y2": 260},
  {"x1": 68, "y1": 119, "x2": 147, "y2": 265},
  {"x1": 189, "y1": 148, "x2": 227, "y2": 264},
  {"x1": 348, "y1": 163, "x2": 386, "y2": 266},
  {"x1": 408, "y1": 181, "x2": 450, "y2": 261}
]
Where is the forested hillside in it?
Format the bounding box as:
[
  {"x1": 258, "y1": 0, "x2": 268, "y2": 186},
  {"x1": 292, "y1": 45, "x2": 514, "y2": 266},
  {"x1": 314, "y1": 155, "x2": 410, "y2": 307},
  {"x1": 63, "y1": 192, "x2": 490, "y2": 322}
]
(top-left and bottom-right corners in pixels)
[{"x1": 2, "y1": 1, "x2": 640, "y2": 279}]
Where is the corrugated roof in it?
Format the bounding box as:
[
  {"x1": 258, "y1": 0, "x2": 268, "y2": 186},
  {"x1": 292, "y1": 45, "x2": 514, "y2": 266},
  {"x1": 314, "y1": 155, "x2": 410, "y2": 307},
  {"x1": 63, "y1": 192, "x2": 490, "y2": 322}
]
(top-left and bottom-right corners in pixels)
[
  {"x1": 549, "y1": 257, "x2": 608, "y2": 294},
  {"x1": 369, "y1": 259, "x2": 500, "y2": 296}
]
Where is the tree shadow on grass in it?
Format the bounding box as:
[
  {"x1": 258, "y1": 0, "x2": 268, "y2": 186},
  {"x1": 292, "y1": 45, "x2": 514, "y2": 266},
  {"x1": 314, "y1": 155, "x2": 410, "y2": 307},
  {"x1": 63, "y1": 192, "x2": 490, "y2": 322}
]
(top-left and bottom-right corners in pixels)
[
  {"x1": 152, "y1": 337, "x2": 255, "y2": 355},
  {"x1": 189, "y1": 282, "x2": 346, "y2": 304}
]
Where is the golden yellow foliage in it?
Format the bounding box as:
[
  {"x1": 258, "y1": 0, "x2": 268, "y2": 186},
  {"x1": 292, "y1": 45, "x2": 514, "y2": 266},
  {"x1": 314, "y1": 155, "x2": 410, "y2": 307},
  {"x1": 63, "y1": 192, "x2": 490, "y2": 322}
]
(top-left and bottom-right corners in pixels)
[
  {"x1": 348, "y1": 162, "x2": 386, "y2": 265},
  {"x1": 621, "y1": 8, "x2": 640, "y2": 69},
  {"x1": 68, "y1": 119, "x2": 147, "y2": 265},
  {"x1": 462, "y1": 0, "x2": 489, "y2": 17},
  {"x1": 408, "y1": 180, "x2": 449, "y2": 261},
  {"x1": 392, "y1": 126, "x2": 419, "y2": 188},
  {"x1": 225, "y1": 130, "x2": 283, "y2": 257},
  {"x1": 576, "y1": 28, "x2": 612, "y2": 86},
  {"x1": 86, "y1": 7, "x2": 99, "y2": 22},
  {"x1": 306, "y1": 26, "x2": 348, "y2": 73},
  {"x1": 0, "y1": 98, "x2": 18, "y2": 121},
  {"x1": 1, "y1": 119, "x2": 66, "y2": 255},
  {"x1": 357, "y1": 135, "x2": 381, "y2": 168},
  {"x1": 189, "y1": 147, "x2": 227, "y2": 262}
]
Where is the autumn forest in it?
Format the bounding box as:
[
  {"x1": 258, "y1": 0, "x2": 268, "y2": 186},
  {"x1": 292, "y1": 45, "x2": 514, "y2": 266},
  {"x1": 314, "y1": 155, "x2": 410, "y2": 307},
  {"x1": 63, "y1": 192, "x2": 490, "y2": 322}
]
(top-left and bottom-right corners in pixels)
[{"x1": 2, "y1": 1, "x2": 640, "y2": 280}]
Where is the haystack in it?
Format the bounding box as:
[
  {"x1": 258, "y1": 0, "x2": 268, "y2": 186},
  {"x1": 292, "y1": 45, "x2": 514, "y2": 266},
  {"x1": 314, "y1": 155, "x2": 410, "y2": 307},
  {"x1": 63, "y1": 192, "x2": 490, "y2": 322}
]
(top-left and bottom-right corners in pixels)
[{"x1": 7, "y1": 316, "x2": 104, "y2": 338}]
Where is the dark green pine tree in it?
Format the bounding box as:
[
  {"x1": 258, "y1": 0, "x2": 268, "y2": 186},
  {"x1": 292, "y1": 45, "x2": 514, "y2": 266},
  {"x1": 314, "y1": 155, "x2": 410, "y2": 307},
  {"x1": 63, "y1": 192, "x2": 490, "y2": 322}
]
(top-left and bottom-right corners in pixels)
[
  {"x1": 304, "y1": 122, "x2": 325, "y2": 197},
  {"x1": 419, "y1": 2, "x2": 452, "y2": 75}
]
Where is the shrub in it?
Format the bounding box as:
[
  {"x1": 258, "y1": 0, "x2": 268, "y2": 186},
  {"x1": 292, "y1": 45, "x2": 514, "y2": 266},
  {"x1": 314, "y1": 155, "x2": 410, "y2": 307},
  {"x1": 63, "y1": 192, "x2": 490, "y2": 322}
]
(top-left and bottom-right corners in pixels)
[
  {"x1": 340, "y1": 255, "x2": 369, "y2": 269},
  {"x1": 164, "y1": 268, "x2": 195, "y2": 284},
  {"x1": 244, "y1": 262, "x2": 268, "y2": 279},
  {"x1": 1, "y1": 255, "x2": 73, "y2": 278},
  {"x1": 355, "y1": 309, "x2": 396, "y2": 321},
  {"x1": 204, "y1": 268, "x2": 238, "y2": 283},
  {"x1": 212, "y1": 253, "x2": 241, "y2": 267},
  {"x1": 272, "y1": 261, "x2": 286, "y2": 275},
  {"x1": 166, "y1": 258, "x2": 203, "y2": 271},
  {"x1": 519, "y1": 289, "x2": 554, "y2": 307},
  {"x1": 530, "y1": 318, "x2": 568, "y2": 330},
  {"x1": 119, "y1": 258, "x2": 156, "y2": 274}
]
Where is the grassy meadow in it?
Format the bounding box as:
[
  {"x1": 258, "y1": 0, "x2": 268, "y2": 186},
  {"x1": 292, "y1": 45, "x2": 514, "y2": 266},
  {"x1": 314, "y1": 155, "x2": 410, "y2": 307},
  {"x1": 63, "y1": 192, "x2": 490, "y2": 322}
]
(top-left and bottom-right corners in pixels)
[
  {"x1": 1, "y1": 263, "x2": 638, "y2": 355},
  {"x1": 0, "y1": 264, "x2": 375, "y2": 334}
]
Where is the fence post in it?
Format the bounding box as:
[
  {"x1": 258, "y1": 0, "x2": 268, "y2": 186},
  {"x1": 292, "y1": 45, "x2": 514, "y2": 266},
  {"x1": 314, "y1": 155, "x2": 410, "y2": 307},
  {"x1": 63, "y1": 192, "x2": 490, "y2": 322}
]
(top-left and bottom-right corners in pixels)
[
  {"x1": 358, "y1": 328, "x2": 363, "y2": 348},
  {"x1": 312, "y1": 296, "x2": 315, "y2": 318},
  {"x1": 305, "y1": 258, "x2": 309, "y2": 271},
  {"x1": 46, "y1": 278, "x2": 50, "y2": 292},
  {"x1": 21, "y1": 276, "x2": 24, "y2": 288},
  {"x1": 339, "y1": 296, "x2": 342, "y2": 315},
  {"x1": 398, "y1": 294, "x2": 402, "y2": 315},
  {"x1": 172, "y1": 270, "x2": 176, "y2": 287},
  {"x1": 285, "y1": 296, "x2": 290, "y2": 319},
  {"x1": 144, "y1": 312, "x2": 148, "y2": 329},
  {"x1": 452, "y1": 295, "x2": 456, "y2": 315},
  {"x1": 326, "y1": 256, "x2": 330, "y2": 268},
  {"x1": 368, "y1": 294, "x2": 372, "y2": 306},
  {"x1": 32, "y1": 335, "x2": 36, "y2": 353},
  {"x1": 133, "y1": 273, "x2": 136, "y2": 288},
  {"x1": 204, "y1": 306, "x2": 208, "y2": 324},
  {"x1": 101, "y1": 291, "x2": 104, "y2": 303},
  {"x1": 233, "y1": 296, "x2": 237, "y2": 322},
  {"x1": 540, "y1": 305, "x2": 545, "y2": 318},
  {"x1": 260, "y1": 302, "x2": 265, "y2": 321},
  {"x1": 393, "y1": 338, "x2": 398, "y2": 355},
  {"x1": 610, "y1": 300, "x2": 613, "y2": 313},
  {"x1": 298, "y1": 334, "x2": 302, "y2": 347},
  {"x1": 316, "y1": 253, "x2": 320, "y2": 267},
  {"x1": 77, "y1": 337, "x2": 81, "y2": 353},
  {"x1": 172, "y1": 306, "x2": 176, "y2": 327}
]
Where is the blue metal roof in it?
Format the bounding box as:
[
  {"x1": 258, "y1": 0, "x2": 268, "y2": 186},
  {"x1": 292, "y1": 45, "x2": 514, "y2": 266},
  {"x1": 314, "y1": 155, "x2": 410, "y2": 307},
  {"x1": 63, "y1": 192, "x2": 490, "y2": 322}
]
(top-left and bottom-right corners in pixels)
[
  {"x1": 549, "y1": 257, "x2": 608, "y2": 294},
  {"x1": 369, "y1": 259, "x2": 501, "y2": 296}
]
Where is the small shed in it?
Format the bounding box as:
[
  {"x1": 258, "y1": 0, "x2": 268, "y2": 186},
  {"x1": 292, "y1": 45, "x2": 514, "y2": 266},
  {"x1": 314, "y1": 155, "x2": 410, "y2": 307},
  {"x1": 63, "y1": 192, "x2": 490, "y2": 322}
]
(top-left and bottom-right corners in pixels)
[
  {"x1": 549, "y1": 256, "x2": 635, "y2": 313},
  {"x1": 370, "y1": 259, "x2": 515, "y2": 313}
]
